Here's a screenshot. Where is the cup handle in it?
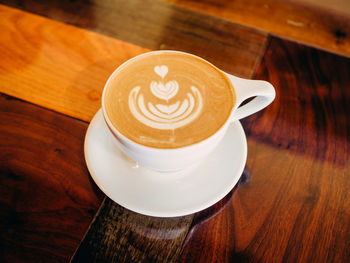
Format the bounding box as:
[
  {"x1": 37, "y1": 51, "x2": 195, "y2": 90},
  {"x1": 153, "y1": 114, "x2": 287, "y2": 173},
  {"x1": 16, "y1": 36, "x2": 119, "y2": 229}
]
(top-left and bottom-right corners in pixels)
[{"x1": 225, "y1": 73, "x2": 276, "y2": 121}]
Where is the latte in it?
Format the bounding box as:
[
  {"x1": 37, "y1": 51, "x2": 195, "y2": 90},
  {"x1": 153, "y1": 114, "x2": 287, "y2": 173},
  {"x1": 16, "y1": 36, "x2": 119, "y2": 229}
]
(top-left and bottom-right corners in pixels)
[{"x1": 103, "y1": 51, "x2": 235, "y2": 148}]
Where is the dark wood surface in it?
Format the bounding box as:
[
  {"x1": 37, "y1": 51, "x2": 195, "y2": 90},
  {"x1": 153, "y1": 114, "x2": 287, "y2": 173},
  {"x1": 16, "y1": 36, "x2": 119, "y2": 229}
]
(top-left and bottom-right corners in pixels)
[
  {"x1": 71, "y1": 198, "x2": 193, "y2": 263},
  {"x1": 0, "y1": 1, "x2": 349, "y2": 263},
  {"x1": 0, "y1": 94, "x2": 104, "y2": 262},
  {"x1": 0, "y1": 0, "x2": 267, "y2": 78},
  {"x1": 178, "y1": 37, "x2": 350, "y2": 263}
]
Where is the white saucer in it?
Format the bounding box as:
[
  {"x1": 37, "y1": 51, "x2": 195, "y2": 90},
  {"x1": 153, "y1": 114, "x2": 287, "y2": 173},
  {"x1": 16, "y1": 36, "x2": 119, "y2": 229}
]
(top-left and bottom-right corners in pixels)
[{"x1": 84, "y1": 109, "x2": 247, "y2": 217}]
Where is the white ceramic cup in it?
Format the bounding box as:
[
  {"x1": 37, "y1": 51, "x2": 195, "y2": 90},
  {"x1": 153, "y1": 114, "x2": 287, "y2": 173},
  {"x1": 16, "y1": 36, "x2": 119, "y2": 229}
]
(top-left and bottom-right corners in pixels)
[{"x1": 102, "y1": 51, "x2": 275, "y2": 172}]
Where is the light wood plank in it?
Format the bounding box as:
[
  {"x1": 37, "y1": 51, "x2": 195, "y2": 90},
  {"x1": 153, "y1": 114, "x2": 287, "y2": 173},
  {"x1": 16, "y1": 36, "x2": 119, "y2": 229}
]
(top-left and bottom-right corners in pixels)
[
  {"x1": 0, "y1": 0, "x2": 268, "y2": 78},
  {"x1": 0, "y1": 4, "x2": 150, "y2": 122},
  {"x1": 168, "y1": 0, "x2": 350, "y2": 57}
]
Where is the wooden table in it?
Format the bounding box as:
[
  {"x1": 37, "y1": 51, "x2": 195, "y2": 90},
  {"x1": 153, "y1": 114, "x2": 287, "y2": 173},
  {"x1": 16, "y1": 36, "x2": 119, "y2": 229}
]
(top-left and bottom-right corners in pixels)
[{"x1": 0, "y1": 1, "x2": 349, "y2": 262}]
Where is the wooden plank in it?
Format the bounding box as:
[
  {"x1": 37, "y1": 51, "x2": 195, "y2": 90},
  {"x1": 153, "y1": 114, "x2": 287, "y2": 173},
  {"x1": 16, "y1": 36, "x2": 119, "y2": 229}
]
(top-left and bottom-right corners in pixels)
[
  {"x1": 293, "y1": 0, "x2": 350, "y2": 16},
  {"x1": 71, "y1": 198, "x2": 193, "y2": 263},
  {"x1": 0, "y1": 4, "x2": 150, "y2": 122},
  {"x1": 0, "y1": 93, "x2": 104, "y2": 262},
  {"x1": 178, "y1": 38, "x2": 350, "y2": 262},
  {"x1": 168, "y1": 0, "x2": 350, "y2": 58},
  {"x1": 0, "y1": 0, "x2": 268, "y2": 77}
]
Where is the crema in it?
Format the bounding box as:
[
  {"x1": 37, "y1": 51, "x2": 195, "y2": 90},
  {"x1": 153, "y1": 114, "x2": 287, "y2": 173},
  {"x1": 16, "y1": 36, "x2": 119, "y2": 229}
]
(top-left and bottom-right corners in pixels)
[{"x1": 103, "y1": 51, "x2": 235, "y2": 148}]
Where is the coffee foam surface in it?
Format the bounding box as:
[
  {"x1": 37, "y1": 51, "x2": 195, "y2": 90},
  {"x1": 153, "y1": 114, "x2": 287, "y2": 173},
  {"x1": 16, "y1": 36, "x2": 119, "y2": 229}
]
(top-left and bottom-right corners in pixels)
[{"x1": 104, "y1": 51, "x2": 235, "y2": 148}]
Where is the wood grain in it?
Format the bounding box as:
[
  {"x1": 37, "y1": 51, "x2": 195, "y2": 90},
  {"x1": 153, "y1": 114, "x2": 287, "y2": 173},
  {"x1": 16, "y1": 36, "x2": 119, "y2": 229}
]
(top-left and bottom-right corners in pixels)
[
  {"x1": 0, "y1": 0, "x2": 268, "y2": 77},
  {"x1": 0, "y1": 93, "x2": 104, "y2": 262},
  {"x1": 71, "y1": 198, "x2": 193, "y2": 263},
  {"x1": 168, "y1": 0, "x2": 350, "y2": 58},
  {"x1": 0, "y1": 4, "x2": 150, "y2": 122},
  {"x1": 178, "y1": 38, "x2": 350, "y2": 262}
]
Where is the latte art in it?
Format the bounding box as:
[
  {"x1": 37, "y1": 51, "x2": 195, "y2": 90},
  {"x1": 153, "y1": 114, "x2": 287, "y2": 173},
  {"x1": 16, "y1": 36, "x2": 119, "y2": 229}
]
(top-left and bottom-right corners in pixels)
[
  {"x1": 150, "y1": 80, "x2": 178, "y2": 101},
  {"x1": 129, "y1": 66, "x2": 203, "y2": 129},
  {"x1": 103, "y1": 51, "x2": 235, "y2": 148}
]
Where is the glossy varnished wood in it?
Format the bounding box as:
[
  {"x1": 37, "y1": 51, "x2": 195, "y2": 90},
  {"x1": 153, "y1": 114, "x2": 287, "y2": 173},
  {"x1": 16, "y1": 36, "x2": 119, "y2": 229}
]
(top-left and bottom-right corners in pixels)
[
  {"x1": 0, "y1": 94, "x2": 104, "y2": 262},
  {"x1": 71, "y1": 198, "x2": 193, "y2": 263},
  {"x1": 168, "y1": 0, "x2": 350, "y2": 57},
  {"x1": 178, "y1": 38, "x2": 350, "y2": 262},
  {"x1": 0, "y1": 4, "x2": 149, "y2": 122},
  {"x1": 0, "y1": 0, "x2": 268, "y2": 77}
]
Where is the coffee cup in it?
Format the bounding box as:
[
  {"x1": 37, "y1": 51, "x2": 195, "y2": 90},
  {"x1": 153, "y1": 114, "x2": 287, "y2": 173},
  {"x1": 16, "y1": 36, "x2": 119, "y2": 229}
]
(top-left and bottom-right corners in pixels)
[{"x1": 102, "y1": 50, "x2": 275, "y2": 172}]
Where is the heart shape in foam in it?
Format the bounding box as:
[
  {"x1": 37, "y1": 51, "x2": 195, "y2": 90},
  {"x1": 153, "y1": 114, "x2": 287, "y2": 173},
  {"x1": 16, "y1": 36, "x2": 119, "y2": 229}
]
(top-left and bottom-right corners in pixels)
[
  {"x1": 154, "y1": 65, "x2": 168, "y2": 79},
  {"x1": 150, "y1": 80, "x2": 179, "y2": 101}
]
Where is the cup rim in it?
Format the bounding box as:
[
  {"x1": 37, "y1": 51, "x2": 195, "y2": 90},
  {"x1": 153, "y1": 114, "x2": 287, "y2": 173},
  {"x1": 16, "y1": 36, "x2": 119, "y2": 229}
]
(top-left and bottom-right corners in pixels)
[{"x1": 101, "y1": 50, "x2": 236, "y2": 152}]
